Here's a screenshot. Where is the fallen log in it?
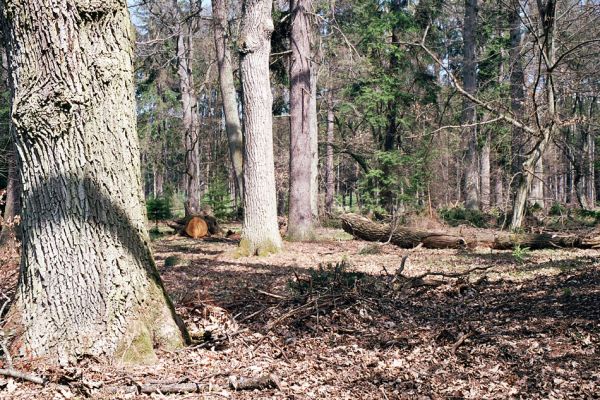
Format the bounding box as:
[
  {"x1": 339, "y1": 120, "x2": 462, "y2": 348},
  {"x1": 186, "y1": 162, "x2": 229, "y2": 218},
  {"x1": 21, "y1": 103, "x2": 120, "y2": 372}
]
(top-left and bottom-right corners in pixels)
[
  {"x1": 340, "y1": 213, "x2": 467, "y2": 249},
  {"x1": 340, "y1": 213, "x2": 597, "y2": 250},
  {"x1": 228, "y1": 374, "x2": 280, "y2": 391},
  {"x1": 492, "y1": 232, "x2": 584, "y2": 250}
]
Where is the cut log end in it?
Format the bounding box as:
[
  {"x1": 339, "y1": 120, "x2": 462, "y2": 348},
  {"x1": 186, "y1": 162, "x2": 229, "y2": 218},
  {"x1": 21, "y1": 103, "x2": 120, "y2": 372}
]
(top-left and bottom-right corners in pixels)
[{"x1": 185, "y1": 217, "x2": 209, "y2": 239}]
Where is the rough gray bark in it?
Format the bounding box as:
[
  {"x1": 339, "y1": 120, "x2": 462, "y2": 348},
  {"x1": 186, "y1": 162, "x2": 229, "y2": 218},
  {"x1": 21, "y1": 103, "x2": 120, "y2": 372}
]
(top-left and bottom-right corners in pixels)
[
  {"x1": 288, "y1": 0, "x2": 315, "y2": 241},
  {"x1": 238, "y1": 0, "x2": 282, "y2": 255},
  {"x1": 212, "y1": 0, "x2": 244, "y2": 203},
  {"x1": 462, "y1": 0, "x2": 479, "y2": 210},
  {"x1": 174, "y1": 1, "x2": 202, "y2": 216},
  {"x1": 0, "y1": 0, "x2": 187, "y2": 364},
  {"x1": 325, "y1": 95, "x2": 335, "y2": 214}
]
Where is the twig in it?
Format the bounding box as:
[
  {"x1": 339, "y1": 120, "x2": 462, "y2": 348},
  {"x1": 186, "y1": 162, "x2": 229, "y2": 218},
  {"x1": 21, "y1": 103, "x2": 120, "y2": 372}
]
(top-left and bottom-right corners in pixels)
[
  {"x1": 413, "y1": 264, "x2": 496, "y2": 280},
  {"x1": 251, "y1": 288, "x2": 287, "y2": 300},
  {"x1": 0, "y1": 368, "x2": 46, "y2": 385},
  {"x1": 451, "y1": 332, "x2": 474, "y2": 355}
]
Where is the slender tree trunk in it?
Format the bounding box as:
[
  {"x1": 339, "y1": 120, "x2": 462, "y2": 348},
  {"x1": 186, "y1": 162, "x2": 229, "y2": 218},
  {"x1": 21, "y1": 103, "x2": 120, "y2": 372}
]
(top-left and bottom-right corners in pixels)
[
  {"x1": 1, "y1": 0, "x2": 187, "y2": 365},
  {"x1": 288, "y1": 0, "x2": 314, "y2": 241},
  {"x1": 175, "y1": 6, "x2": 202, "y2": 216},
  {"x1": 480, "y1": 129, "x2": 491, "y2": 210},
  {"x1": 529, "y1": 158, "x2": 545, "y2": 208},
  {"x1": 325, "y1": 95, "x2": 335, "y2": 214},
  {"x1": 309, "y1": 63, "x2": 319, "y2": 222},
  {"x1": 212, "y1": 0, "x2": 244, "y2": 203},
  {"x1": 0, "y1": 51, "x2": 20, "y2": 250},
  {"x1": 509, "y1": 0, "x2": 526, "y2": 189},
  {"x1": 0, "y1": 141, "x2": 21, "y2": 249},
  {"x1": 462, "y1": 0, "x2": 479, "y2": 210},
  {"x1": 238, "y1": 0, "x2": 282, "y2": 255},
  {"x1": 494, "y1": 164, "x2": 504, "y2": 208}
]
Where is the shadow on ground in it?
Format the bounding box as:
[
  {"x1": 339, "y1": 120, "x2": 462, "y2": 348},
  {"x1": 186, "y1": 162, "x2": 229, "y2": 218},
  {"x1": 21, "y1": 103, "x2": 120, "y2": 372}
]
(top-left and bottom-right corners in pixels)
[{"x1": 154, "y1": 235, "x2": 599, "y2": 399}]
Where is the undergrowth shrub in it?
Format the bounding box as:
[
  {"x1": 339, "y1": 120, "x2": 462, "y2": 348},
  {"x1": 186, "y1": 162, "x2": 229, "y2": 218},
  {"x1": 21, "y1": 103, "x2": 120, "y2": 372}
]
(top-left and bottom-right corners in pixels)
[
  {"x1": 147, "y1": 195, "x2": 173, "y2": 225},
  {"x1": 438, "y1": 205, "x2": 488, "y2": 227}
]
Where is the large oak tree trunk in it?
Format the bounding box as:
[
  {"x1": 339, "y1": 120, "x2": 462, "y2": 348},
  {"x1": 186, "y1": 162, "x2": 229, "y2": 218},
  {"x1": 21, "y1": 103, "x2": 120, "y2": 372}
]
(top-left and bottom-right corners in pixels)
[
  {"x1": 1, "y1": 0, "x2": 187, "y2": 365},
  {"x1": 238, "y1": 0, "x2": 282, "y2": 255},
  {"x1": 212, "y1": 0, "x2": 244, "y2": 203},
  {"x1": 288, "y1": 0, "x2": 315, "y2": 241}
]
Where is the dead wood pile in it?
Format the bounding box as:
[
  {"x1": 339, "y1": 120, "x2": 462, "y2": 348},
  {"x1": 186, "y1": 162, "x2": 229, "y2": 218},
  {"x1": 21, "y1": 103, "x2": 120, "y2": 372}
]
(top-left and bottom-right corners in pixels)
[{"x1": 340, "y1": 213, "x2": 600, "y2": 250}]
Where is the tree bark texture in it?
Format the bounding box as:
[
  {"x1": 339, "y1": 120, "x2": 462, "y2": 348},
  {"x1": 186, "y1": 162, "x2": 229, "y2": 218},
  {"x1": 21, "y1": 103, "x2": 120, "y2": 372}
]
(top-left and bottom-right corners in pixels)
[
  {"x1": 212, "y1": 0, "x2": 244, "y2": 203},
  {"x1": 288, "y1": 0, "x2": 315, "y2": 241},
  {"x1": 175, "y1": 4, "x2": 202, "y2": 217},
  {"x1": 462, "y1": 0, "x2": 479, "y2": 210},
  {"x1": 0, "y1": 0, "x2": 187, "y2": 365},
  {"x1": 238, "y1": 0, "x2": 282, "y2": 255}
]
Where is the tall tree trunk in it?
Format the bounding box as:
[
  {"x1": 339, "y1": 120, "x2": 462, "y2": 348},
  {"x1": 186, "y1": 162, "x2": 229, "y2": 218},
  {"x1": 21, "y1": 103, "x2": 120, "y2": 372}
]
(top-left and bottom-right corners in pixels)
[
  {"x1": 212, "y1": 0, "x2": 244, "y2": 203},
  {"x1": 288, "y1": 0, "x2": 314, "y2": 241},
  {"x1": 509, "y1": 0, "x2": 526, "y2": 191},
  {"x1": 462, "y1": 0, "x2": 479, "y2": 210},
  {"x1": 175, "y1": 5, "x2": 202, "y2": 217},
  {"x1": 1, "y1": 0, "x2": 187, "y2": 365},
  {"x1": 309, "y1": 62, "x2": 319, "y2": 222},
  {"x1": 325, "y1": 94, "x2": 335, "y2": 214},
  {"x1": 238, "y1": 0, "x2": 282, "y2": 255}
]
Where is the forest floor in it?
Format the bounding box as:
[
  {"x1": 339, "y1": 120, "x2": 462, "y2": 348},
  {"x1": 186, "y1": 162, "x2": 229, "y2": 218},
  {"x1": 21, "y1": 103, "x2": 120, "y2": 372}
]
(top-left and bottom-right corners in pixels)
[{"x1": 0, "y1": 223, "x2": 599, "y2": 399}]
